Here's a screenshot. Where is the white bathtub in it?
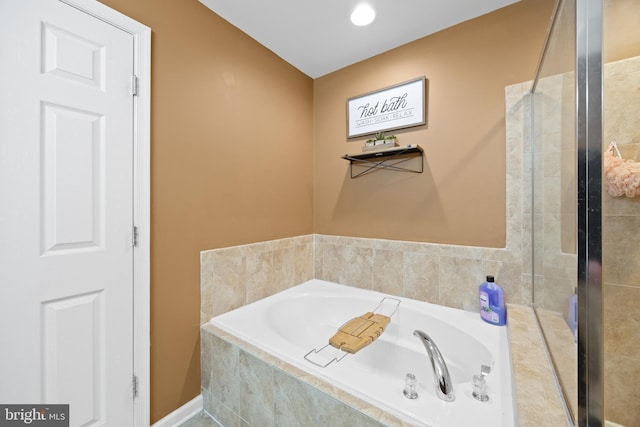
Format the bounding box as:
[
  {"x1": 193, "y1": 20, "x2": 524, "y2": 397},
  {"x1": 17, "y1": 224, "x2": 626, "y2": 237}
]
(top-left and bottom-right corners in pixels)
[{"x1": 210, "y1": 279, "x2": 516, "y2": 427}]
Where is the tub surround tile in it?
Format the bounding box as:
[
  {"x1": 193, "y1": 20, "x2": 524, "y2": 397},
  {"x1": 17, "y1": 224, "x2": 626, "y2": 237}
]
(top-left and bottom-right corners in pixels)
[
  {"x1": 314, "y1": 234, "x2": 527, "y2": 312},
  {"x1": 312, "y1": 233, "x2": 530, "y2": 314},
  {"x1": 332, "y1": 245, "x2": 374, "y2": 290},
  {"x1": 273, "y1": 369, "x2": 317, "y2": 427},
  {"x1": 402, "y1": 251, "x2": 439, "y2": 302},
  {"x1": 201, "y1": 328, "x2": 213, "y2": 391},
  {"x1": 507, "y1": 304, "x2": 570, "y2": 427},
  {"x1": 239, "y1": 350, "x2": 275, "y2": 427},
  {"x1": 201, "y1": 323, "x2": 399, "y2": 427},
  {"x1": 200, "y1": 235, "x2": 314, "y2": 324},
  {"x1": 245, "y1": 252, "x2": 275, "y2": 305},
  {"x1": 206, "y1": 333, "x2": 240, "y2": 415},
  {"x1": 437, "y1": 244, "x2": 483, "y2": 260},
  {"x1": 373, "y1": 249, "x2": 404, "y2": 295},
  {"x1": 316, "y1": 395, "x2": 381, "y2": 427},
  {"x1": 438, "y1": 256, "x2": 483, "y2": 311},
  {"x1": 201, "y1": 253, "x2": 246, "y2": 323},
  {"x1": 536, "y1": 308, "x2": 577, "y2": 419},
  {"x1": 482, "y1": 260, "x2": 523, "y2": 305},
  {"x1": 376, "y1": 413, "x2": 416, "y2": 427},
  {"x1": 295, "y1": 372, "x2": 385, "y2": 422}
]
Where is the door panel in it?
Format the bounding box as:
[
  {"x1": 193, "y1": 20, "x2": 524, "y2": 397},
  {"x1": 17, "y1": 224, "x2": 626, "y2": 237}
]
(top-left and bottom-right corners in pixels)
[
  {"x1": 42, "y1": 102, "x2": 105, "y2": 254},
  {"x1": 42, "y1": 21, "x2": 106, "y2": 90},
  {"x1": 0, "y1": 1, "x2": 135, "y2": 425},
  {"x1": 43, "y1": 291, "x2": 105, "y2": 425}
]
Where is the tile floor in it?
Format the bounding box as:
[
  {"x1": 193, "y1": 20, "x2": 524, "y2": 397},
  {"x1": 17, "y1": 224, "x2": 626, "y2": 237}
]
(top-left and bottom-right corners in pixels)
[{"x1": 179, "y1": 412, "x2": 219, "y2": 427}]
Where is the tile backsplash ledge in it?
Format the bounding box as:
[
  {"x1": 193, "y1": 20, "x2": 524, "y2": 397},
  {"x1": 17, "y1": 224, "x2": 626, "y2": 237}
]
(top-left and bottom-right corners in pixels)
[{"x1": 201, "y1": 232, "x2": 532, "y2": 324}]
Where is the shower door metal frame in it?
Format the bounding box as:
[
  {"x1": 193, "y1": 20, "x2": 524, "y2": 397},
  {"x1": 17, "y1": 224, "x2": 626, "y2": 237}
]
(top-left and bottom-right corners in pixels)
[{"x1": 576, "y1": 0, "x2": 603, "y2": 425}]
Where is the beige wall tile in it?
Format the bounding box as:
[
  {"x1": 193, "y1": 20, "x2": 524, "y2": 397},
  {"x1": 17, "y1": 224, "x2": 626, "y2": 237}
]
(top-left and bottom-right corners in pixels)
[
  {"x1": 604, "y1": 284, "x2": 640, "y2": 358},
  {"x1": 319, "y1": 243, "x2": 374, "y2": 290},
  {"x1": 603, "y1": 215, "x2": 640, "y2": 287},
  {"x1": 373, "y1": 249, "x2": 403, "y2": 296},
  {"x1": 316, "y1": 395, "x2": 381, "y2": 427},
  {"x1": 482, "y1": 260, "x2": 523, "y2": 305},
  {"x1": 403, "y1": 251, "x2": 439, "y2": 302},
  {"x1": 200, "y1": 236, "x2": 314, "y2": 323},
  {"x1": 246, "y1": 251, "x2": 275, "y2": 305},
  {"x1": 604, "y1": 352, "x2": 640, "y2": 426},
  {"x1": 438, "y1": 256, "x2": 483, "y2": 310},
  {"x1": 208, "y1": 334, "x2": 240, "y2": 414},
  {"x1": 239, "y1": 350, "x2": 275, "y2": 427},
  {"x1": 273, "y1": 369, "x2": 318, "y2": 427}
]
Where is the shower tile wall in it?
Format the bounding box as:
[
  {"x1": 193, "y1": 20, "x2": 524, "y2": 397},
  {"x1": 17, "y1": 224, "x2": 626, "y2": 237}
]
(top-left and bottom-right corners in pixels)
[
  {"x1": 526, "y1": 55, "x2": 640, "y2": 425},
  {"x1": 530, "y1": 73, "x2": 578, "y2": 316},
  {"x1": 602, "y1": 55, "x2": 640, "y2": 427},
  {"x1": 529, "y1": 70, "x2": 580, "y2": 419}
]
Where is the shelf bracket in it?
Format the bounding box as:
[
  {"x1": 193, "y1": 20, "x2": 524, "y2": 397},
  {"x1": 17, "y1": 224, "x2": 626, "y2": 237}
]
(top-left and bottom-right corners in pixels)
[{"x1": 342, "y1": 146, "x2": 424, "y2": 179}]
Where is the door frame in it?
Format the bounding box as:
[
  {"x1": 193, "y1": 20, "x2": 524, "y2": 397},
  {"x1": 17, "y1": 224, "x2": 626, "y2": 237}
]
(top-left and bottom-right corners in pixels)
[{"x1": 59, "y1": 1, "x2": 151, "y2": 425}]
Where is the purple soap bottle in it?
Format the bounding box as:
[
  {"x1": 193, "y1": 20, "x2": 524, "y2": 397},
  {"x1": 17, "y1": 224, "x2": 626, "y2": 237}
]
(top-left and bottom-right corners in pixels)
[{"x1": 479, "y1": 275, "x2": 507, "y2": 326}]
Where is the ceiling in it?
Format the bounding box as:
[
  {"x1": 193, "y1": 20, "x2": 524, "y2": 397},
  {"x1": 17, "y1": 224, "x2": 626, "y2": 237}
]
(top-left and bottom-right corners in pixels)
[{"x1": 198, "y1": 0, "x2": 521, "y2": 78}]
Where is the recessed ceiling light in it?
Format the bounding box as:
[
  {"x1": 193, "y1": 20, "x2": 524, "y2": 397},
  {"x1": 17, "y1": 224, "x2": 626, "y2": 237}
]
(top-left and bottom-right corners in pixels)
[{"x1": 351, "y1": 4, "x2": 375, "y2": 26}]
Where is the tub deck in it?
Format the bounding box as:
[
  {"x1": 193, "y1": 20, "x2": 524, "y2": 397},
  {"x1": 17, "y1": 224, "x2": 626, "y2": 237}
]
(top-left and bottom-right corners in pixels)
[{"x1": 205, "y1": 279, "x2": 517, "y2": 427}]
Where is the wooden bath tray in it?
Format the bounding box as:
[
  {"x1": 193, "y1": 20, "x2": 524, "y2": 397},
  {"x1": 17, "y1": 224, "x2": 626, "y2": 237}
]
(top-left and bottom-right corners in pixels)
[{"x1": 304, "y1": 297, "x2": 400, "y2": 368}]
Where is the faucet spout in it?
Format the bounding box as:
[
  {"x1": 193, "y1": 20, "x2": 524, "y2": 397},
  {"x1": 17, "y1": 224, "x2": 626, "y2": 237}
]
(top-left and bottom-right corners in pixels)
[{"x1": 413, "y1": 329, "x2": 455, "y2": 402}]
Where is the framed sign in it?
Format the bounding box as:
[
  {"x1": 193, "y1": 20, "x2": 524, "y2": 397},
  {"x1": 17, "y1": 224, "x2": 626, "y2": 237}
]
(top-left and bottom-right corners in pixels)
[{"x1": 346, "y1": 76, "x2": 427, "y2": 138}]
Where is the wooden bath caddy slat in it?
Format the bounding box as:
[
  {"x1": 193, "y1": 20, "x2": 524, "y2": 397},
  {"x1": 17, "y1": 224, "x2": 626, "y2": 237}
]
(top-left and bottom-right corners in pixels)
[
  {"x1": 329, "y1": 312, "x2": 390, "y2": 354},
  {"x1": 304, "y1": 296, "x2": 401, "y2": 368}
]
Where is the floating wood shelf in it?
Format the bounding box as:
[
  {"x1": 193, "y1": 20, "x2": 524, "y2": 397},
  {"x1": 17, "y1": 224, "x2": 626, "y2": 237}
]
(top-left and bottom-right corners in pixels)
[{"x1": 341, "y1": 145, "x2": 424, "y2": 178}]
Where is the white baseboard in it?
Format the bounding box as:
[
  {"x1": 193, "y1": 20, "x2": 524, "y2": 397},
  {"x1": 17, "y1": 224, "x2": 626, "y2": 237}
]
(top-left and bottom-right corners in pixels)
[{"x1": 151, "y1": 394, "x2": 203, "y2": 427}]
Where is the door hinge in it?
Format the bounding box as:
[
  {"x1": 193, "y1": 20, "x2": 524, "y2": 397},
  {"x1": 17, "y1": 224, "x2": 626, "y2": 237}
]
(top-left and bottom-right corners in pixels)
[
  {"x1": 131, "y1": 226, "x2": 138, "y2": 247},
  {"x1": 132, "y1": 375, "x2": 138, "y2": 398},
  {"x1": 131, "y1": 75, "x2": 138, "y2": 97}
]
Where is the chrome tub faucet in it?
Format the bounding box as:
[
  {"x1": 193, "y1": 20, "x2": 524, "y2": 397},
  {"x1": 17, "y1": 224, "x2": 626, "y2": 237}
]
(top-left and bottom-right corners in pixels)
[{"x1": 413, "y1": 329, "x2": 455, "y2": 402}]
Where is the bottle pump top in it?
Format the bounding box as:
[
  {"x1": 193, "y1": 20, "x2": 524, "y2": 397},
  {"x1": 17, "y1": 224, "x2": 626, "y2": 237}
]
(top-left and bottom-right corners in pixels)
[{"x1": 486, "y1": 275, "x2": 494, "y2": 282}]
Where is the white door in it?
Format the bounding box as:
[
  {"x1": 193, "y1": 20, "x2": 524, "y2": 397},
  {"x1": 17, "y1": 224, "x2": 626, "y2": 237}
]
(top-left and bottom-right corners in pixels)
[{"x1": 0, "y1": 1, "x2": 137, "y2": 425}]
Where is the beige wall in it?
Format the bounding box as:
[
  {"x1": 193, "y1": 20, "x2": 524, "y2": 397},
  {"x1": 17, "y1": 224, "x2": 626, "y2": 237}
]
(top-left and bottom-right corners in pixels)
[
  {"x1": 99, "y1": 0, "x2": 313, "y2": 422},
  {"x1": 313, "y1": 0, "x2": 555, "y2": 248},
  {"x1": 99, "y1": 0, "x2": 555, "y2": 422}
]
